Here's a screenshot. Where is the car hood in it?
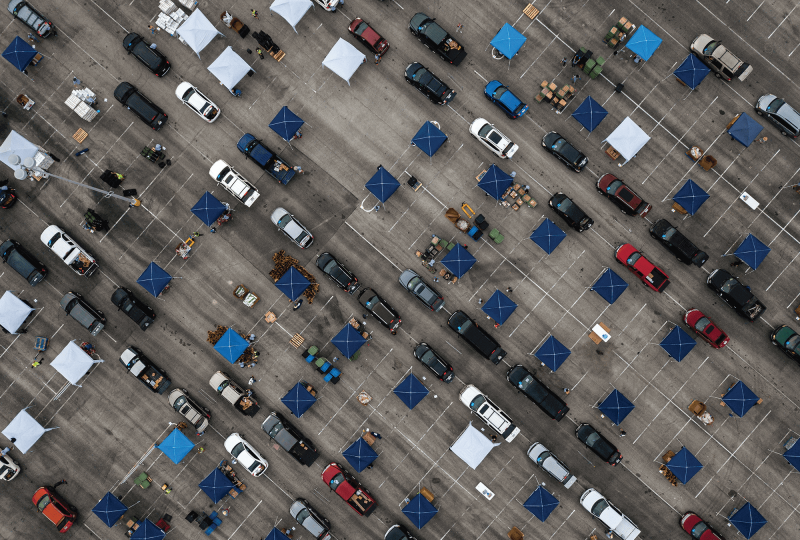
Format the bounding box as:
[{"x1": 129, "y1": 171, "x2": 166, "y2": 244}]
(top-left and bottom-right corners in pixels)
[
  {"x1": 485, "y1": 80, "x2": 502, "y2": 95},
  {"x1": 774, "y1": 325, "x2": 797, "y2": 345},
  {"x1": 271, "y1": 207, "x2": 288, "y2": 226},
  {"x1": 459, "y1": 384, "x2": 482, "y2": 407}
]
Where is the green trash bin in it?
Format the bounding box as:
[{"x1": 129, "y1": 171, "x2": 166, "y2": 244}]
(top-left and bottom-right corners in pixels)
[
  {"x1": 583, "y1": 59, "x2": 596, "y2": 74},
  {"x1": 590, "y1": 65, "x2": 602, "y2": 79}
]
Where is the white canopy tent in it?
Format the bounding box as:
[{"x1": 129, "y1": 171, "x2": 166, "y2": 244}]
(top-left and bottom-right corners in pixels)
[
  {"x1": 450, "y1": 422, "x2": 499, "y2": 470},
  {"x1": 271, "y1": 0, "x2": 313, "y2": 33},
  {"x1": 0, "y1": 130, "x2": 40, "y2": 172},
  {"x1": 603, "y1": 117, "x2": 651, "y2": 165},
  {"x1": 176, "y1": 9, "x2": 224, "y2": 58},
  {"x1": 322, "y1": 38, "x2": 366, "y2": 86},
  {"x1": 50, "y1": 341, "x2": 103, "y2": 386},
  {"x1": 2, "y1": 408, "x2": 57, "y2": 454},
  {"x1": 0, "y1": 291, "x2": 34, "y2": 334},
  {"x1": 208, "y1": 47, "x2": 252, "y2": 91}
]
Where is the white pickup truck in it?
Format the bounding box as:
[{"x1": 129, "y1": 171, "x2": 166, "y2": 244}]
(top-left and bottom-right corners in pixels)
[
  {"x1": 40, "y1": 225, "x2": 98, "y2": 277},
  {"x1": 209, "y1": 160, "x2": 260, "y2": 207}
]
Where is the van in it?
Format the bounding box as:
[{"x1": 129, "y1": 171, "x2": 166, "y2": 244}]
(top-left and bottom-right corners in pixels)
[
  {"x1": 114, "y1": 82, "x2": 168, "y2": 130},
  {"x1": 60, "y1": 292, "x2": 105, "y2": 336},
  {"x1": 1, "y1": 239, "x2": 47, "y2": 285},
  {"x1": 755, "y1": 94, "x2": 800, "y2": 138},
  {"x1": 527, "y1": 443, "x2": 576, "y2": 488}
]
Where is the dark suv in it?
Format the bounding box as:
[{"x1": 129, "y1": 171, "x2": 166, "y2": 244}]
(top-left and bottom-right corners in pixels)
[
  {"x1": 649, "y1": 219, "x2": 708, "y2": 266},
  {"x1": 506, "y1": 365, "x2": 568, "y2": 420},
  {"x1": 755, "y1": 94, "x2": 800, "y2": 138},
  {"x1": 111, "y1": 287, "x2": 155, "y2": 331},
  {"x1": 447, "y1": 310, "x2": 505, "y2": 365},
  {"x1": 405, "y1": 63, "x2": 456, "y2": 105},
  {"x1": 542, "y1": 132, "x2": 587, "y2": 172},
  {"x1": 576, "y1": 423, "x2": 621, "y2": 465},
  {"x1": 7, "y1": 1, "x2": 54, "y2": 38},
  {"x1": 706, "y1": 269, "x2": 766, "y2": 321},
  {"x1": 123, "y1": 33, "x2": 170, "y2": 76},
  {"x1": 316, "y1": 253, "x2": 359, "y2": 293},
  {"x1": 358, "y1": 288, "x2": 401, "y2": 333},
  {"x1": 60, "y1": 292, "x2": 105, "y2": 336},
  {"x1": 114, "y1": 82, "x2": 168, "y2": 130},
  {"x1": 549, "y1": 193, "x2": 593, "y2": 232},
  {"x1": 1, "y1": 239, "x2": 47, "y2": 285}
]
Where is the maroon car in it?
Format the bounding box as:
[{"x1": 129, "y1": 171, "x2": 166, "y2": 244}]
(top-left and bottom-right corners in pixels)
[
  {"x1": 348, "y1": 18, "x2": 389, "y2": 56},
  {"x1": 684, "y1": 309, "x2": 729, "y2": 348},
  {"x1": 681, "y1": 512, "x2": 726, "y2": 540},
  {"x1": 597, "y1": 174, "x2": 651, "y2": 217}
]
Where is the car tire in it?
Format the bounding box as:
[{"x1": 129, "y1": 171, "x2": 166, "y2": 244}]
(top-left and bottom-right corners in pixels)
[
  {"x1": 781, "y1": 130, "x2": 788, "y2": 136},
  {"x1": 755, "y1": 110, "x2": 763, "y2": 116},
  {"x1": 714, "y1": 72, "x2": 721, "y2": 78}
]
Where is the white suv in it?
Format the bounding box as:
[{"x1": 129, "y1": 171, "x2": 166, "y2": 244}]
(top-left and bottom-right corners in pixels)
[
  {"x1": 580, "y1": 489, "x2": 640, "y2": 540},
  {"x1": 527, "y1": 443, "x2": 576, "y2": 488},
  {"x1": 209, "y1": 160, "x2": 259, "y2": 207},
  {"x1": 459, "y1": 385, "x2": 520, "y2": 442},
  {"x1": 469, "y1": 118, "x2": 518, "y2": 158}
]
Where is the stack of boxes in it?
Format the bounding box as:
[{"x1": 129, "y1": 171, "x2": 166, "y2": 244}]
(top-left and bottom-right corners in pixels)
[
  {"x1": 177, "y1": 0, "x2": 198, "y2": 10},
  {"x1": 64, "y1": 89, "x2": 98, "y2": 121},
  {"x1": 155, "y1": 0, "x2": 189, "y2": 36}
]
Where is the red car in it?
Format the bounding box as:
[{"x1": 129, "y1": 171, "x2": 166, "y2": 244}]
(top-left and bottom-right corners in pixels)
[
  {"x1": 32, "y1": 486, "x2": 77, "y2": 533},
  {"x1": 681, "y1": 512, "x2": 726, "y2": 540},
  {"x1": 322, "y1": 463, "x2": 377, "y2": 516},
  {"x1": 597, "y1": 174, "x2": 652, "y2": 217},
  {"x1": 348, "y1": 18, "x2": 389, "y2": 56},
  {"x1": 684, "y1": 309, "x2": 729, "y2": 348},
  {"x1": 615, "y1": 244, "x2": 670, "y2": 292}
]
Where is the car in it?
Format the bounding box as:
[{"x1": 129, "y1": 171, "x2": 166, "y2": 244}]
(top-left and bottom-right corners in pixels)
[
  {"x1": 681, "y1": 512, "x2": 726, "y2": 540},
  {"x1": 175, "y1": 82, "x2": 219, "y2": 122},
  {"x1": 0, "y1": 453, "x2": 21, "y2": 481},
  {"x1": 484, "y1": 80, "x2": 529, "y2": 119},
  {"x1": 209, "y1": 160, "x2": 259, "y2": 207},
  {"x1": 119, "y1": 346, "x2": 172, "y2": 394},
  {"x1": 1, "y1": 239, "x2": 47, "y2": 285},
  {"x1": 41, "y1": 224, "x2": 98, "y2": 277},
  {"x1": 597, "y1": 173, "x2": 651, "y2": 217},
  {"x1": 685, "y1": 309, "x2": 729, "y2": 349},
  {"x1": 7, "y1": 1, "x2": 54, "y2": 38},
  {"x1": 261, "y1": 412, "x2": 319, "y2": 466},
  {"x1": 271, "y1": 207, "x2": 313, "y2": 249},
  {"x1": 506, "y1": 365, "x2": 569, "y2": 420},
  {"x1": 316, "y1": 253, "x2": 359, "y2": 293},
  {"x1": 60, "y1": 292, "x2": 105, "y2": 336},
  {"x1": 348, "y1": 18, "x2": 389, "y2": 56},
  {"x1": 322, "y1": 462, "x2": 377, "y2": 516},
  {"x1": 114, "y1": 82, "x2": 167, "y2": 130},
  {"x1": 690, "y1": 34, "x2": 752, "y2": 82},
  {"x1": 580, "y1": 488, "x2": 641, "y2": 540},
  {"x1": 399, "y1": 269, "x2": 444, "y2": 312},
  {"x1": 770, "y1": 325, "x2": 800, "y2": 360},
  {"x1": 448, "y1": 310, "x2": 506, "y2": 364},
  {"x1": 413, "y1": 343, "x2": 454, "y2": 383},
  {"x1": 549, "y1": 193, "x2": 593, "y2": 232},
  {"x1": 755, "y1": 94, "x2": 800, "y2": 137},
  {"x1": 408, "y1": 13, "x2": 466, "y2": 65},
  {"x1": 649, "y1": 219, "x2": 708, "y2": 267},
  {"x1": 576, "y1": 423, "x2": 621, "y2": 465},
  {"x1": 236, "y1": 134, "x2": 296, "y2": 185},
  {"x1": 542, "y1": 132, "x2": 587, "y2": 172},
  {"x1": 459, "y1": 385, "x2": 520, "y2": 441},
  {"x1": 210, "y1": 371, "x2": 260, "y2": 417},
  {"x1": 123, "y1": 33, "x2": 170, "y2": 76},
  {"x1": 168, "y1": 389, "x2": 211, "y2": 433},
  {"x1": 289, "y1": 499, "x2": 332, "y2": 540},
  {"x1": 527, "y1": 443, "x2": 576, "y2": 488},
  {"x1": 358, "y1": 288, "x2": 401, "y2": 333},
  {"x1": 111, "y1": 288, "x2": 155, "y2": 331},
  {"x1": 615, "y1": 243, "x2": 670, "y2": 293},
  {"x1": 312, "y1": 0, "x2": 340, "y2": 11},
  {"x1": 404, "y1": 63, "x2": 456, "y2": 105},
  {"x1": 385, "y1": 525, "x2": 418, "y2": 540},
  {"x1": 1, "y1": 187, "x2": 17, "y2": 209},
  {"x1": 706, "y1": 269, "x2": 765, "y2": 321},
  {"x1": 32, "y1": 486, "x2": 77, "y2": 533},
  {"x1": 224, "y1": 433, "x2": 267, "y2": 476},
  {"x1": 469, "y1": 118, "x2": 518, "y2": 158}
]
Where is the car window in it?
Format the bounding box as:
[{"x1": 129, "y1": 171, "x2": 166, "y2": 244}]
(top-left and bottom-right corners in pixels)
[
  {"x1": 278, "y1": 215, "x2": 292, "y2": 228},
  {"x1": 37, "y1": 494, "x2": 51, "y2": 511},
  {"x1": 691, "y1": 521, "x2": 709, "y2": 539},
  {"x1": 703, "y1": 323, "x2": 716, "y2": 336},
  {"x1": 487, "y1": 131, "x2": 503, "y2": 145},
  {"x1": 662, "y1": 227, "x2": 676, "y2": 241},
  {"x1": 493, "y1": 87, "x2": 507, "y2": 100},
  {"x1": 551, "y1": 138, "x2": 566, "y2": 152},
  {"x1": 703, "y1": 41, "x2": 719, "y2": 55},
  {"x1": 536, "y1": 451, "x2": 550, "y2": 464},
  {"x1": 617, "y1": 186, "x2": 636, "y2": 203},
  {"x1": 172, "y1": 395, "x2": 186, "y2": 411},
  {"x1": 591, "y1": 497, "x2": 609, "y2": 517},
  {"x1": 354, "y1": 22, "x2": 368, "y2": 36},
  {"x1": 585, "y1": 432, "x2": 600, "y2": 446},
  {"x1": 478, "y1": 124, "x2": 492, "y2": 138},
  {"x1": 720, "y1": 278, "x2": 738, "y2": 293},
  {"x1": 363, "y1": 294, "x2": 379, "y2": 307},
  {"x1": 626, "y1": 252, "x2": 641, "y2": 266},
  {"x1": 328, "y1": 472, "x2": 345, "y2": 489},
  {"x1": 296, "y1": 508, "x2": 310, "y2": 524},
  {"x1": 606, "y1": 179, "x2": 623, "y2": 193},
  {"x1": 420, "y1": 350, "x2": 437, "y2": 367},
  {"x1": 766, "y1": 98, "x2": 785, "y2": 113},
  {"x1": 323, "y1": 259, "x2": 338, "y2": 274},
  {"x1": 230, "y1": 442, "x2": 245, "y2": 458},
  {"x1": 787, "y1": 334, "x2": 800, "y2": 352},
  {"x1": 413, "y1": 68, "x2": 430, "y2": 83},
  {"x1": 407, "y1": 276, "x2": 421, "y2": 290},
  {"x1": 247, "y1": 459, "x2": 262, "y2": 473},
  {"x1": 468, "y1": 394, "x2": 486, "y2": 412},
  {"x1": 416, "y1": 285, "x2": 437, "y2": 303},
  {"x1": 267, "y1": 421, "x2": 283, "y2": 439}
]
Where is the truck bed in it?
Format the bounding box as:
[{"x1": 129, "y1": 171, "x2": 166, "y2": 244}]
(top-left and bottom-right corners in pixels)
[
  {"x1": 291, "y1": 442, "x2": 320, "y2": 466},
  {"x1": 140, "y1": 366, "x2": 171, "y2": 394},
  {"x1": 235, "y1": 395, "x2": 260, "y2": 417},
  {"x1": 349, "y1": 490, "x2": 376, "y2": 516},
  {"x1": 643, "y1": 268, "x2": 669, "y2": 291}
]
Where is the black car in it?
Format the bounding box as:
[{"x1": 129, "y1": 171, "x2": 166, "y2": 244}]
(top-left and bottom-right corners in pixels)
[
  {"x1": 7, "y1": 1, "x2": 54, "y2": 38},
  {"x1": 1, "y1": 187, "x2": 17, "y2": 209},
  {"x1": 447, "y1": 310, "x2": 506, "y2": 364},
  {"x1": 385, "y1": 524, "x2": 417, "y2": 540},
  {"x1": 770, "y1": 325, "x2": 800, "y2": 361},
  {"x1": 706, "y1": 269, "x2": 765, "y2": 321},
  {"x1": 405, "y1": 63, "x2": 456, "y2": 105},
  {"x1": 506, "y1": 365, "x2": 568, "y2": 421},
  {"x1": 316, "y1": 253, "x2": 359, "y2": 293},
  {"x1": 576, "y1": 423, "x2": 621, "y2": 465},
  {"x1": 649, "y1": 219, "x2": 708, "y2": 266},
  {"x1": 549, "y1": 193, "x2": 593, "y2": 232},
  {"x1": 542, "y1": 132, "x2": 587, "y2": 172},
  {"x1": 123, "y1": 33, "x2": 170, "y2": 76},
  {"x1": 111, "y1": 287, "x2": 155, "y2": 331},
  {"x1": 261, "y1": 412, "x2": 319, "y2": 466},
  {"x1": 114, "y1": 82, "x2": 168, "y2": 130},
  {"x1": 413, "y1": 343, "x2": 454, "y2": 383},
  {"x1": 399, "y1": 269, "x2": 445, "y2": 312},
  {"x1": 358, "y1": 288, "x2": 401, "y2": 333},
  {"x1": 1, "y1": 239, "x2": 47, "y2": 286},
  {"x1": 408, "y1": 13, "x2": 466, "y2": 65}
]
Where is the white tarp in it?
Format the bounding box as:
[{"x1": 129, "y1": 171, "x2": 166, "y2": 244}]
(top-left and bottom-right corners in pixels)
[
  {"x1": 50, "y1": 341, "x2": 103, "y2": 386},
  {"x1": 449, "y1": 422, "x2": 499, "y2": 470},
  {"x1": 0, "y1": 130, "x2": 37, "y2": 172},
  {"x1": 208, "y1": 47, "x2": 252, "y2": 91},
  {"x1": 270, "y1": 0, "x2": 313, "y2": 33},
  {"x1": 0, "y1": 291, "x2": 34, "y2": 334},
  {"x1": 2, "y1": 408, "x2": 57, "y2": 454},
  {"x1": 176, "y1": 9, "x2": 224, "y2": 58},
  {"x1": 603, "y1": 116, "x2": 651, "y2": 165},
  {"x1": 322, "y1": 38, "x2": 366, "y2": 86}
]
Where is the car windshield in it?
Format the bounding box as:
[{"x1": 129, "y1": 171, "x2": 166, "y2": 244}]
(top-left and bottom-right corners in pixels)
[
  {"x1": 591, "y1": 498, "x2": 609, "y2": 517},
  {"x1": 420, "y1": 350, "x2": 438, "y2": 367},
  {"x1": 323, "y1": 259, "x2": 339, "y2": 275},
  {"x1": 328, "y1": 472, "x2": 345, "y2": 489},
  {"x1": 720, "y1": 278, "x2": 738, "y2": 293},
  {"x1": 662, "y1": 227, "x2": 676, "y2": 241},
  {"x1": 296, "y1": 508, "x2": 310, "y2": 523},
  {"x1": 536, "y1": 451, "x2": 550, "y2": 463},
  {"x1": 585, "y1": 432, "x2": 600, "y2": 447},
  {"x1": 407, "y1": 276, "x2": 421, "y2": 290},
  {"x1": 696, "y1": 317, "x2": 711, "y2": 331},
  {"x1": 37, "y1": 494, "x2": 51, "y2": 511},
  {"x1": 181, "y1": 87, "x2": 195, "y2": 101},
  {"x1": 494, "y1": 87, "x2": 507, "y2": 100},
  {"x1": 767, "y1": 98, "x2": 785, "y2": 113},
  {"x1": 363, "y1": 294, "x2": 379, "y2": 307},
  {"x1": 230, "y1": 442, "x2": 245, "y2": 458},
  {"x1": 278, "y1": 215, "x2": 292, "y2": 228},
  {"x1": 557, "y1": 197, "x2": 573, "y2": 212},
  {"x1": 691, "y1": 521, "x2": 709, "y2": 539},
  {"x1": 354, "y1": 21, "x2": 368, "y2": 35},
  {"x1": 469, "y1": 394, "x2": 486, "y2": 412},
  {"x1": 268, "y1": 421, "x2": 283, "y2": 439},
  {"x1": 172, "y1": 395, "x2": 186, "y2": 411},
  {"x1": 606, "y1": 179, "x2": 623, "y2": 193},
  {"x1": 551, "y1": 138, "x2": 567, "y2": 152},
  {"x1": 478, "y1": 124, "x2": 493, "y2": 138},
  {"x1": 703, "y1": 41, "x2": 720, "y2": 55},
  {"x1": 413, "y1": 67, "x2": 430, "y2": 83},
  {"x1": 626, "y1": 252, "x2": 641, "y2": 265},
  {"x1": 787, "y1": 334, "x2": 800, "y2": 352}
]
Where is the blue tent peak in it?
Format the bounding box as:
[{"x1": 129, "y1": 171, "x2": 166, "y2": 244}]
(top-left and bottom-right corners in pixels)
[
  {"x1": 534, "y1": 335, "x2": 571, "y2": 372},
  {"x1": 342, "y1": 437, "x2": 379, "y2": 472},
  {"x1": 599, "y1": 389, "x2": 635, "y2": 425},
  {"x1": 214, "y1": 328, "x2": 250, "y2": 364},
  {"x1": 482, "y1": 290, "x2": 517, "y2": 325},
  {"x1": 660, "y1": 326, "x2": 696, "y2": 362},
  {"x1": 264, "y1": 528, "x2": 292, "y2": 540},
  {"x1": 136, "y1": 262, "x2": 172, "y2": 298},
  {"x1": 332, "y1": 323, "x2": 367, "y2": 358},
  {"x1": 490, "y1": 23, "x2": 527, "y2": 58},
  {"x1": 199, "y1": 468, "x2": 234, "y2": 503},
  {"x1": 734, "y1": 234, "x2": 770, "y2": 270},
  {"x1": 191, "y1": 191, "x2": 227, "y2": 226},
  {"x1": 591, "y1": 269, "x2": 628, "y2": 304},
  {"x1": 402, "y1": 493, "x2": 438, "y2": 529},
  {"x1": 728, "y1": 113, "x2": 764, "y2": 147},
  {"x1": 130, "y1": 519, "x2": 166, "y2": 540},
  {"x1": 441, "y1": 244, "x2": 476, "y2": 278},
  {"x1": 282, "y1": 382, "x2": 317, "y2": 418},
  {"x1": 530, "y1": 218, "x2": 566, "y2": 254},
  {"x1": 2, "y1": 37, "x2": 38, "y2": 72},
  {"x1": 571, "y1": 96, "x2": 608, "y2": 132},
  {"x1": 275, "y1": 266, "x2": 311, "y2": 301},
  {"x1": 366, "y1": 166, "x2": 400, "y2": 203},
  {"x1": 674, "y1": 54, "x2": 710, "y2": 89},
  {"x1": 394, "y1": 373, "x2": 429, "y2": 409},
  {"x1": 667, "y1": 446, "x2": 703, "y2": 484},
  {"x1": 157, "y1": 428, "x2": 195, "y2": 464},
  {"x1": 523, "y1": 486, "x2": 559, "y2": 522},
  {"x1": 729, "y1": 502, "x2": 767, "y2": 539},
  {"x1": 412, "y1": 121, "x2": 448, "y2": 157},
  {"x1": 92, "y1": 492, "x2": 128, "y2": 528},
  {"x1": 269, "y1": 106, "x2": 304, "y2": 142},
  {"x1": 672, "y1": 179, "x2": 709, "y2": 216},
  {"x1": 626, "y1": 26, "x2": 662, "y2": 60},
  {"x1": 478, "y1": 165, "x2": 513, "y2": 200},
  {"x1": 723, "y1": 381, "x2": 759, "y2": 417}
]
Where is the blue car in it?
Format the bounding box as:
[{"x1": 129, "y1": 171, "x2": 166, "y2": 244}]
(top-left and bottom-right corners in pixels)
[{"x1": 484, "y1": 80, "x2": 528, "y2": 119}]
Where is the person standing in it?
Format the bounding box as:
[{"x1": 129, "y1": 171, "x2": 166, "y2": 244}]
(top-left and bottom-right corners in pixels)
[
  {"x1": 374, "y1": 53, "x2": 381, "y2": 64},
  {"x1": 72, "y1": 77, "x2": 81, "y2": 88},
  {"x1": 256, "y1": 48, "x2": 264, "y2": 59},
  {"x1": 251, "y1": 9, "x2": 259, "y2": 19},
  {"x1": 293, "y1": 165, "x2": 304, "y2": 174}
]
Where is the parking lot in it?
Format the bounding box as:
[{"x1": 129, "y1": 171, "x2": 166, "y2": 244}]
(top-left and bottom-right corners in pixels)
[{"x1": 3, "y1": 0, "x2": 800, "y2": 538}]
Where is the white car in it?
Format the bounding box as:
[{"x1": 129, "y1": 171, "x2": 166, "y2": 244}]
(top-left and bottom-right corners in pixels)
[
  {"x1": 580, "y1": 489, "x2": 641, "y2": 540},
  {"x1": 0, "y1": 454, "x2": 21, "y2": 481},
  {"x1": 469, "y1": 118, "x2": 518, "y2": 159},
  {"x1": 313, "y1": 0, "x2": 340, "y2": 11},
  {"x1": 271, "y1": 207, "x2": 314, "y2": 249},
  {"x1": 527, "y1": 443, "x2": 576, "y2": 488},
  {"x1": 209, "y1": 160, "x2": 260, "y2": 207},
  {"x1": 175, "y1": 82, "x2": 220, "y2": 122},
  {"x1": 40, "y1": 224, "x2": 98, "y2": 277},
  {"x1": 459, "y1": 385, "x2": 520, "y2": 442},
  {"x1": 224, "y1": 433, "x2": 267, "y2": 476}
]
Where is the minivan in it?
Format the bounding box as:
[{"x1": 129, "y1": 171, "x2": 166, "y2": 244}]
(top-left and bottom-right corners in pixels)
[
  {"x1": 60, "y1": 292, "x2": 105, "y2": 336},
  {"x1": 755, "y1": 94, "x2": 800, "y2": 138},
  {"x1": 1, "y1": 239, "x2": 47, "y2": 285},
  {"x1": 527, "y1": 443, "x2": 577, "y2": 488},
  {"x1": 114, "y1": 82, "x2": 168, "y2": 130}
]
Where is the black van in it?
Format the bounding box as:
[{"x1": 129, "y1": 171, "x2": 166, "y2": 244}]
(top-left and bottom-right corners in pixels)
[
  {"x1": 123, "y1": 33, "x2": 170, "y2": 76},
  {"x1": 114, "y1": 82, "x2": 168, "y2": 130},
  {"x1": 448, "y1": 310, "x2": 506, "y2": 364},
  {"x1": 649, "y1": 219, "x2": 708, "y2": 267},
  {"x1": 1, "y1": 239, "x2": 47, "y2": 285}
]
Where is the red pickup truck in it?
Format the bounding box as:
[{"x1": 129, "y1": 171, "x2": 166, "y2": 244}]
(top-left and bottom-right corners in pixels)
[
  {"x1": 321, "y1": 463, "x2": 377, "y2": 516},
  {"x1": 615, "y1": 244, "x2": 670, "y2": 293}
]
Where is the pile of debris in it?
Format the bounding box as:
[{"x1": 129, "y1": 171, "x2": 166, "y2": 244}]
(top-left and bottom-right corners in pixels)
[{"x1": 269, "y1": 250, "x2": 320, "y2": 303}]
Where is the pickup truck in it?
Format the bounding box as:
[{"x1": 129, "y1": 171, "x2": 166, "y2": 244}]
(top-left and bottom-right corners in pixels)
[
  {"x1": 119, "y1": 347, "x2": 171, "y2": 394},
  {"x1": 236, "y1": 134, "x2": 296, "y2": 185},
  {"x1": 209, "y1": 371, "x2": 260, "y2": 417},
  {"x1": 209, "y1": 160, "x2": 260, "y2": 207},
  {"x1": 615, "y1": 243, "x2": 670, "y2": 293},
  {"x1": 409, "y1": 13, "x2": 466, "y2": 66},
  {"x1": 447, "y1": 310, "x2": 506, "y2": 364},
  {"x1": 261, "y1": 412, "x2": 319, "y2": 466},
  {"x1": 40, "y1": 225, "x2": 98, "y2": 277},
  {"x1": 649, "y1": 219, "x2": 708, "y2": 267},
  {"x1": 322, "y1": 463, "x2": 377, "y2": 516}
]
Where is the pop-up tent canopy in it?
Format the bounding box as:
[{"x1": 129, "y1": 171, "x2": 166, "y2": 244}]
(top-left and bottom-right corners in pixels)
[
  {"x1": 265, "y1": 528, "x2": 292, "y2": 540},
  {"x1": 282, "y1": 382, "x2": 317, "y2": 418},
  {"x1": 723, "y1": 381, "x2": 759, "y2": 417},
  {"x1": 130, "y1": 518, "x2": 165, "y2": 540},
  {"x1": 208, "y1": 47, "x2": 252, "y2": 90},
  {"x1": 1, "y1": 408, "x2": 57, "y2": 454},
  {"x1": 394, "y1": 373, "x2": 429, "y2": 409},
  {"x1": 342, "y1": 437, "x2": 378, "y2": 472},
  {"x1": 783, "y1": 440, "x2": 800, "y2": 472},
  {"x1": 660, "y1": 326, "x2": 696, "y2": 362},
  {"x1": 269, "y1": 106, "x2": 304, "y2": 142},
  {"x1": 0, "y1": 291, "x2": 33, "y2": 333},
  {"x1": 592, "y1": 268, "x2": 628, "y2": 304},
  {"x1": 92, "y1": 492, "x2": 128, "y2": 527},
  {"x1": 729, "y1": 503, "x2": 767, "y2": 539},
  {"x1": 673, "y1": 179, "x2": 709, "y2": 216},
  {"x1": 270, "y1": 0, "x2": 312, "y2": 33},
  {"x1": 332, "y1": 323, "x2": 367, "y2": 358},
  {"x1": 403, "y1": 493, "x2": 438, "y2": 529},
  {"x1": 191, "y1": 191, "x2": 227, "y2": 226},
  {"x1": 137, "y1": 262, "x2": 172, "y2": 297},
  {"x1": 214, "y1": 328, "x2": 250, "y2": 364},
  {"x1": 441, "y1": 244, "x2": 476, "y2": 278},
  {"x1": 734, "y1": 234, "x2": 770, "y2": 270},
  {"x1": 667, "y1": 446, "x2": 703, "y2": 484},
  {"x1": 51, "y1": 341, "x2": 103, "y2": 386},
  {"x1": 411, "y1": 121, "x2": 448, "y2": 157},
  {"x1": 478, "y1": 164, "x2": 513, "y2": 200},
  {"x1": 366, "y1": 166, "x2": 400, "y2": 203},
  {"x1": 3, "y1": 36, "x2": 37, "y2": 72},
  {"x1": 450, "y1": 422, "x2": 499, "y2": 469},
  {"x1": 490, "y1": 23, "x2": 527, "y2": 58},
  {"x1": 603, "y1": 117, "x2": 651, "y2": 165},
  {"x1": 199, "y1": 468, "x2": 234, "y2": 503},
  {"x1": 157, "y1": 428, "x2": 195, "y2": 464},
  {"x1": 625, "y1": 25, "x2": 662, "y2": 60},
  {"x1": 523, "y1": 486, "x2": 559, "y2": 522},
  {"x1": 728, "y1": 113, "x2": 764, "y2": 147},
  {"x1": 176, "y1": 10, "x2": 223, "y2": 58},
  {"x1": 482, "y1": 290, "x2": 517, "y2": 325},
  {"x1": 674, "y1": 54, "x2": 710, "y2": 89},
  {"x1": 322, "y1": 38, "x2": 365, "y2": 86},
  {"x1": 599, "y1": 389, "x2": 635, "y2": 425},
  {"x1": 275, "y1": 266, "x2": 310, "y2": 301},
  {"x1": 534, "y1": 335, "x2": 571, "y2": 372},
  {"x1": 530, "y1": 218, "x2": 566, "y2": 254},
  {"x1": 571, "y1": 96, "x2": 608, "y2": 132},
  {"x1": 0, "y1": 130, "x2": 39, "y2": 172}
]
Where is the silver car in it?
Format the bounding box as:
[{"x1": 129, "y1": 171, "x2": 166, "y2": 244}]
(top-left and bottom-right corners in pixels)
[
  {"x1": 527, "y1": 443, "x2": 576, "y2": 488},
  {"x1": 289, "y1": 499, "x2": 332, "y2": 540},
  {"x1": 755, "y1": 94, "x2": 800, "y2": 138},
  {"x1": 271, "y1": 207, "x2": 314, "y2": 249},
  {"x1": 399, "y1": 269, "x2": 444, "y2": 312}
]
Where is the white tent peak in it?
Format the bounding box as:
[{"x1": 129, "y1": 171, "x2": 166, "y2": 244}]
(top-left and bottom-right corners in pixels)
[
  {"x1": 322, "y1": 38, "x2": 366, "y2": 86},
  {"x1": 603, "y1": 117, "x2": 650, "y2": 165},
  {"x1": 271, "y1": 0, "x2": 313, "y2": 33},
  {"x1": 0, "y1": 291, "x2": 34, "y2": 334},
  {"x1": 176, "y1": 9, "x2": 224, "y2": 58},
  {"x1": 0, "y1": 130, "x2": 38, "y2": 172},
  {"x1": 2, "y1": 408, "x2": 57, "y2": 454},
  {"x1": 449, "y1": 422, "x2": 500, "y2": 470},
  {"x1": 208, "y1": 47, "x2": 252, "y2": 91},
  {"x1": 50, "y1": 341, "x2": 103, "y2": 386}
]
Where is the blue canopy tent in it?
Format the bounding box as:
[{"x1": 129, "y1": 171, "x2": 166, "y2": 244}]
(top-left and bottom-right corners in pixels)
[
  {"x1": 490, "y1": 23, "x2": 527, "y2": 58},
  {"x1": 191, "y1": 191, "x2": 227, "y2": 226},
  {"x1": 591, "y1": 269, "x2": 628, "y2": 304},
  {"x1": 571, "y1": 96, "x2": 608, "y2": 132},
  {"x1": 667, "y1": 447, "x2": 703, "y2": 484},
  {"x1": 402, "y1": 493, "x2": 438, "y2": 529},
  {"x1": 332, "y1": 323, "x2": 367, "y2": 359},
  {"x1": 523, "y1": 486, "x2": 559, "y2": 522},
  {"x1": 130, "y1": 519, "x2": 166, "y2": 540},
  {"x1": 625, "y1": 26, "x2": 662, "y2": 60},
  {"x1": 660, "y1": 326, "x2": 696, "y2": 362},
  {"x1": 213, "y1": 328, "x2": 250, "y2": 364},
  {"x1": 282, "y1": 382, "x2": 317, "y2": 418},
  {"x1": 136, "y1": 263, "x2": 172, "y2": 297},
  {"x1": 534, "y1": 335, "x2": 571, "y2": 372},
  {"x1": 440, "y1": 244, "x2": 476, "y2": 278},
  {"x1": 728, "y1": 113, "x2": 764, "y2": 147},
  {"x1": 478, "y1": 165, "x2": 513, "y2": 200},
  {"x1": 530, "y1": 218, "x2": 566, "y2": 254},
  {"x1": 342, "y1": 437, "x2": 379, "y2": 472},
  {"x1": 199, "y1": 468, "x2": 234, "y2": 503},
  {"x1": 274, "y1": 266, "x2": 311, "y2": 301},
  {"x1": 2, "y1": 37, "x2": 38, "y2": 72},
  {"x1": 672, "y1": 179, "x2": 709, "y2": 216},
  {"x1": 92, "y1": 492, "x2": 127, "y2": 527},
  {"x1": 599, "y1": 389, "x2": 635, "y2": 425},
  {"x1": 269, "y1": 106, "x2": 304, "y2": 142},
  {"x1": 734, "y1": 234, "x2": 771, "y2": 270},
  {"x1": 157, "y1": 428, "x2": 195, "y2": 464},
  {"x1": 412, "y1": 122, "x2": 448, "y2": 157},
  {"x1": 394, "y1": 373, "x2": 429, "y2": 409},
  {"x1": 482, "y1": 290, "x2": 517, "y2": 325},
  {"x1": 264, "y1": 528, "x2": 292, "y2": 540},
  {"x1": 366, "y1": 166, "x2": 400, "y2": 203},
  {"x1": 723, "y1": 381, "x2": 759, "y2": 417},
  {"x1": 674, "y1": 54, "x2": 710, "y2": 89},
  {"x1": 729, "y1": 503, "x2": 767, "y2": 539},
  {"x1": 783, "y1": 440, "x2": 800, "y2": 472}
]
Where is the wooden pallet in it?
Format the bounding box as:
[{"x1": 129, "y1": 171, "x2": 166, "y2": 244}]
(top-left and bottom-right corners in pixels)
[
  {"x1": 271, "y1": 49, "x2": 285, "y2": 62},
  {"x1": 290, "y1": 334, "x2": 304, "y2": 348},
  {"x1": 73, "y1": 128, "x2": 88, "y2": 143},
  {"x1": 523, "y1": 4, "x2": 540, "y2": 19}
]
